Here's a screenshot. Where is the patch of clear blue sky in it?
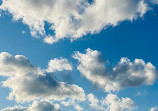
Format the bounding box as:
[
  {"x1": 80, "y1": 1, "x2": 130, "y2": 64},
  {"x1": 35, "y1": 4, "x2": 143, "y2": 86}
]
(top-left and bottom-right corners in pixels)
[{"x1": 0, "y1": 2, "x2": 158, "y2": 110}]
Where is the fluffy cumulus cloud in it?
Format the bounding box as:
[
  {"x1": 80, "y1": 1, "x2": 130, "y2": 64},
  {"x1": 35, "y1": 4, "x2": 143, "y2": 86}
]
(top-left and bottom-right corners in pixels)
[
  {"x1": 86, "y1": 93, "x2": 136, "y2": 111},
  {"x1": 87, "y1": 93, "x2": 103, "y2": 110},
  {"x1": 0, "y1": 52, "x2": 85, "y2": 102},
  {"x1": 0, "y1": 0, "x2": 149, "y2": 44},
  {"x1": 73, "y1": 48, "x2": 157, "y2": 92},
  {"x1": 46, "y1": 58, "x2": 72, "y2": 73},
  {"x1": 60, "y1": 93, "x2": 136, "y2": 111},
  {"x1": 102, "y1": 94, "x2": 136, "y2": 111},
  {"x1": 61, "y1": 99, "x2": 83, "y2": 111},
  {"x1": 27, "y1": 100, "x2": 61, "y2": 111},
  {"x1": 2, "y1": 100, "x2": 61, "y2": 111},
  {"x1": 3, "y1": 94, "x2": 136, "y2": 111}
]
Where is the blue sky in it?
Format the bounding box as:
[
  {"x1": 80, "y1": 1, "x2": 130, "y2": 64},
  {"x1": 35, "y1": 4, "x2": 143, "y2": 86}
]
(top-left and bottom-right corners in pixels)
[{"x1": 0, "y1": 0, "x2": 158, "y2": 111}]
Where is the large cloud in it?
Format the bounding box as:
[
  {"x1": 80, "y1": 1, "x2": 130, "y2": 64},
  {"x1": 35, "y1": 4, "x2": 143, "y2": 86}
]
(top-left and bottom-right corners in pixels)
[
  {"x1": 73, "y1": 48, "x2": 157, "y2": 92},
  {"x1": 0, "y1": 52, "x2": 85, "y2": 102},
  {"x1": 0, "y1": 0, "x2": 148, "y2": 44},
  {"x1": 2, "y1": 100, "x2": 61, "y2": 111}
]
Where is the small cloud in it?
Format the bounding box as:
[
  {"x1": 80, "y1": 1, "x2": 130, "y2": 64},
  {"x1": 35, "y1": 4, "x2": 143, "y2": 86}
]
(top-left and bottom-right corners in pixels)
[
  {"x1": 135, "y1": 89, "x2": 147, "y2": 97},
  {"x1": 46, "y1": 58, "x2": 72, "y2": 73},
  {"x1": 21, "y1": 30, "x2": 26, "y2": 34},
  {"x1": 135, "y1": 92, "x2": 143, "y2": 96},
  {"x1": 150, "y1": 107, "x2": 158, "y2": 111}
]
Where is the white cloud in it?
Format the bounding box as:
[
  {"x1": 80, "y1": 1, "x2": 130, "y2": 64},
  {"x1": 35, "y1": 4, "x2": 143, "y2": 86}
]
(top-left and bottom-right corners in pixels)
[
  {"x1": 2, "y1": 106, "x2": 27, "y2": 111},
  {"x1": 0, "y1": 0, "x2": 149, "y2": 44},
  {"x1": 0, "y1": 52, "x2": 36, "y2": 77},
  {"x1": 61, "y1": 93, "x2": 136, "y2": 111},
  {"x1": 2, "y1": 94, "x2": 137, "y2": 111},
  {"x1": 61, "y1": 101, "x2": 71, "y2": 107},
  {"x1": 102, "y1": 94, "x2": 136, "y2": 111},
  {"x1": 22, "y1": 30, "x2": 26, "y2": 34},
  {"x1": 46, "y1": 58, "x2": 72, "y2": 73},
  {"x1": 0, "y1": 52, "x2": 85, "y2": 102},
  {"x1": 73, "y1": 48, "x2": 157, "y2": 92},
  {"x1": 44, "y1": 36, "x2": 58, "y2": 44},
  {"x1": 61, "y1": 99, "x2": 83, "y2": 111},
  {"x1": 84, "y1": 93, "x2": 136, "y2": 111},
  {"x1": 27, "y1": 100, "x2": 61, "y2": 111},
  {"x1": 150, "y1": 107, "x2": 158, "y2": 111},
  {"x1": 137, "y1": 0, "x2": 149, "y2": 17},
  {"x1": 2, "y1": 100, "x2": 61, "y2": 111},
  {"x1": 74, "y1": 104, "x2": 83, "y2": 111},
  {"x1": 87, "y1": 93, "x2": 103, "y2": 110}
]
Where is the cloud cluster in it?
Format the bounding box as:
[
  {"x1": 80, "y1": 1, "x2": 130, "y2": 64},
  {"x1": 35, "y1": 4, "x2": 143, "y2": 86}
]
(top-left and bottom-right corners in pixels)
[
  {"x1": 0, "y1": 0, "x2": 148, "y2": 44},
  {"x1": 0, "y1": 50, "x2": 157, "y2": 110},
  {"x1": 60, "y1": 93, "x2": 136, "y2": 111},
  {"x1": 87, "y1": 93, "x2": 103, "y2": 110},
  {"x1": 2, "y1": 93, "x2": 136, "y2": 111},
  {"x1": 2, "y1": 100, "x2": 61, "y2": 111},
  {"x1": 102, "y1": 94, "x2": 136, "y2": 111},
  {"x1": 73, "y1": 48, "x2": 157, "y2": 92},
  {"x1": 86, "y1": 93, "x2": 136, "y2": 111},
  {"x1": 61, "y1": 99, "x2": 83, "y2": 111},
  {"x1": 0, "y1": 52, "x2": 85, "y2": 102}
]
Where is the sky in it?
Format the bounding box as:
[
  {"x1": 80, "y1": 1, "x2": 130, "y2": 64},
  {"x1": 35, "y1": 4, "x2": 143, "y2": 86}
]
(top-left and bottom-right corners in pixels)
[{"x1": 0, "y1": 0, "x2": 158, "y2": 111}]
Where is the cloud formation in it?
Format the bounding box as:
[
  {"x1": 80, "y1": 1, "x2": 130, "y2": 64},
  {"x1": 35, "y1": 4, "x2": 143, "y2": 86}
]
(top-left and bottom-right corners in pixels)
[
  {"x1": 0, "y1": 0, "x2": 148, "y2": 44},
  {"x1": 46, "y1": 58, "x2": 72, "y2": 73},
  {"x1": 3, "y1": 93, "x2": 136, "y2": 111},
  {"x1": 86, "y1": 93, "x2": 136, "y2": 111},
  {"x1": 0, "y1": 52, "x2": 85, "y2": 102},
  {"x1": 61, "y1": 99, "x2": 83, "y2": 111},
  {"x1": 27, "y1": 100, "x2": 61, "y2": 111},
  {"x1": 2, "y1": 100, "x2": 61, "y2": 111},
  {"x1": 87, "y1": 93, "x2": 103, "y2": 110},
  {"x1": 73, "y1": 48, "x2": 157, "y2": 92},
  {"x1": 2, "y1": 106, "x2": 27, "y2": 111},
  {"x1": 102, "y1": 94, "x2": 136, "y2": 111}
]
